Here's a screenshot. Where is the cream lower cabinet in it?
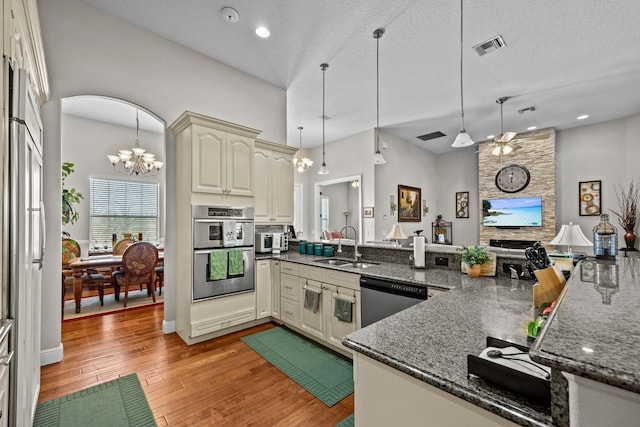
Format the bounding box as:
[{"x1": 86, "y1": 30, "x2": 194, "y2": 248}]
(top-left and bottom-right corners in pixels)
[
  {"x1": 270, "y1": 260, "x2": 281, "y2": 319},
  {"x1": 280, "y1": 262, "x2": 301, "y2": 327},
  {"x1": 255, "y1": 260, "x2": 271, "y2": 319},
  {"x1": 282, "y1": 262, "x2": 360, "y2": 354},
  {"x1": 254, "y1": 140, "x2": 297, "y2": 224}
]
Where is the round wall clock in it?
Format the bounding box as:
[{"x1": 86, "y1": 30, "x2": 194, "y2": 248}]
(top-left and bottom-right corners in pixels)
[{"x1": 495, "y1": 164, "x2": 531, "y2": 193}]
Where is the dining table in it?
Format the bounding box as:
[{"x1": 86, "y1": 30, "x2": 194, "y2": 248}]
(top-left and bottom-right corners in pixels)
[{"x1": 68, "y1": 251, "x2": 164, "y2": 313}]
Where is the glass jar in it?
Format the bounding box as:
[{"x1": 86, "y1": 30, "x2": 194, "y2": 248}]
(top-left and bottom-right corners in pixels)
[{"x1": 593, "y1": 214, "x2": 617, "y2": 259}]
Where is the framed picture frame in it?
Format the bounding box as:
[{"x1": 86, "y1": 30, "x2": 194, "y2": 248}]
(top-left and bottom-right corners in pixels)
[
  {"x1": 579, "y1": 180, "x2": 601, "y2": 216},
  {"x1": 363, "y1": 207, "x2": 374, "y2": 218},
  {"x1": 398, "y1": 185, "x2": 421, "y2": 222},
  {"x1": 456, "y1": 191, "x2": 469, "y2": 218}
]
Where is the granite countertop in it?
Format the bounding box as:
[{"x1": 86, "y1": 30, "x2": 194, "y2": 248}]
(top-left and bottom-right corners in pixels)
[
  {"x1": 263, "y1": 251, "x2": 552, "y2": 426},
  {"x1": 267, "y1": 252, "x2": 457, "y2": 290},
  {"x1": 530, "y1": 257, "x2": 640, "y2": 394}
]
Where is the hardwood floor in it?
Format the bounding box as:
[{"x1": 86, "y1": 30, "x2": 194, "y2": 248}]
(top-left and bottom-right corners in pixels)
[{"x1": 40, "y1": 305, "x2": 354, "y2": 426}]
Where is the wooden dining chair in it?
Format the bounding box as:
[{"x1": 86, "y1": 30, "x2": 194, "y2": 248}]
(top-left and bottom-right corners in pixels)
[
  {"x1": 61, "y1": 239, "x2": 106, "y2": 317},
  {"x1": 113, "y1": 238, "x2": 134, "y2": 255},
  {"x1": 111, "y1": 242, "x2": 158, "y2": 307}
]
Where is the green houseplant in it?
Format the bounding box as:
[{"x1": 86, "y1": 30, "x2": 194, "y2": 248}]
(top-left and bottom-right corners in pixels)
[
  {"x1": 62, "y1": 162, "x2": 84, "y2": 226},
  {"x1": 460, "y1": 245, "x2": 491, "y2": 277}
]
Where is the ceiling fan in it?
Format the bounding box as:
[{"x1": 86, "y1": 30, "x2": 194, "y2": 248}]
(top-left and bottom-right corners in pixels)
[{"x1": 489, "y1": 97, "x2": 519, "y2": 156}]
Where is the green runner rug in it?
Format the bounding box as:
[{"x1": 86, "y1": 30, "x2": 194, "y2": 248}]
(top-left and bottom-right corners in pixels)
[
  {"x1": 34, "y1": 373, "x2": 156, "y2": 427},
  {"x1": 241, "y1": 326, "x2": 353, "y2": 407}
]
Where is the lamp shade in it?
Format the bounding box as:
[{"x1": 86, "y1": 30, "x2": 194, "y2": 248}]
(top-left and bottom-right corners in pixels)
[
  {"x1": 387, "y1": 224, "x2": 408, "y2": 240},
  {"x1": 550, "y1": 221, "x2": 593, "y2": 252}
]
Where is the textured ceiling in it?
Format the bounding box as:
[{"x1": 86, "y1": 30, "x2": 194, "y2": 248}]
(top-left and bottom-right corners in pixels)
[{"x1": 75, "y1": 0, "x2": 640, "y2": 154}]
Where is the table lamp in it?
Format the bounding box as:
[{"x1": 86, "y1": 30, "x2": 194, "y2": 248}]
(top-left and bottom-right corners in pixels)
[
  {"x1": 387, "y1": 224, "x2": 407, "y2": 247},
  {"x1": 550, "y1": 221, "x2": 593, "y2": 259}
]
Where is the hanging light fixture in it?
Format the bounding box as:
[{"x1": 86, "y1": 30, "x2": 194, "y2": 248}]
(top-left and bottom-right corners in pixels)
[
  {"x1": 107, "y1": 109, "x2": 164, "y2": 176},
  {"x1": 318, "y1": 63, "x2": 330, "y2": 175},
  {"x1": 293, "y1": 126, "x2": 313, "y2": 172},
  {"x1": 491, "y1": 97, "x2": 519, "y2": 156},
  {"x1": 373, "y1": 28, "x2": 386, "y2": 165},
  {"x1": 451, "y1": 0, "x2": 475, "y2": 148}
]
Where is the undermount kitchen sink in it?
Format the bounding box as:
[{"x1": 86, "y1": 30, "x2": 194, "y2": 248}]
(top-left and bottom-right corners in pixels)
[
  {"x1": 314, "y1": 258, "x2": 352, "y2": 267},
  {"x1": 315, "y1": 258, "x2": 379, "y2": 269},
  {"x1": 343, "y1": 261, "x2": 378, "y2": 269}
]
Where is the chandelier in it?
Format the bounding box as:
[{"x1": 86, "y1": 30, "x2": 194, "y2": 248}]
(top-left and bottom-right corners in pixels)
[
  {"x1": 107, "y1": 109, "x2": 164, "y2": 176},
  {"x1": 293, "y1": 126, "x2": 313, "y2": 172}
]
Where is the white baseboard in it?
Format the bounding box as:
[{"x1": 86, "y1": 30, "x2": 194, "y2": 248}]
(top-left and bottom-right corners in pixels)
[
  {"x1": 162, "y1": 319, "x2": 176, "y2": 334},
  {"x1": 41, "y1": 343, "x2": 63, "y2": 366}
]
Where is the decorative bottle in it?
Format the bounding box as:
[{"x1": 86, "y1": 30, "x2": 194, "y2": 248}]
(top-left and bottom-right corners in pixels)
[
  {"x1": 112, "y1": 233, "x2": 117, "y2": 246},
  {"x1": 593, "y1": 214, "x2": 617, "y2": 259}
]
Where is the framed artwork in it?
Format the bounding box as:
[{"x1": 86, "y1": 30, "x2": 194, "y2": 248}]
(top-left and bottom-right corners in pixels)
[
  {"x1": 579, "y1": 180, "x2": 601, "y2": 216},
  {"x1": 398, "y1": 185, "x2": 421, "y2": 222},
  {"x1": 456, "y1": 191, "x2": 469, "y2": 218},
  {"x1": 363, "y1": 207, "x2": 374, "y2": 218}
]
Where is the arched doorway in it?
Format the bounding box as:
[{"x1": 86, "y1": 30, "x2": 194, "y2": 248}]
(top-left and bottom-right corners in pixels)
[{"x1": 60, "y1": 96, "x2": 166, "y2": 319}]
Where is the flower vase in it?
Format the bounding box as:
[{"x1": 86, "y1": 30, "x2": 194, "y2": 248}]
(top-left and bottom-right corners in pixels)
[
  {"x1": 624, "y1": 230, "x2": 636, "y2": 250},
  {"x1": 468, "y1": 264, "x2": 481, "y2": 277}
]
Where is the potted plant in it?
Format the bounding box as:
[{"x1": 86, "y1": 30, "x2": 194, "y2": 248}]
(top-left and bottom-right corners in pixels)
[
  {"x1": 460, "y1": 245, "x2": 491, "y2": 277},
  {"x1": 62, "y1": 162, "x2": 84, "y2": 226},
  {"x1": 609, "y1": 180, "x2": 640, "y2": 249}
]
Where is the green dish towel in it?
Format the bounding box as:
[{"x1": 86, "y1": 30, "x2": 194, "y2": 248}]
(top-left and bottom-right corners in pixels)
[
  {"x1": 209, "y1": 250, "x2": 228, "y2": 280},
  {"x1": 304, "y1": 287, "x2": 321, "y2": 313},
  {"x1": 334, "y1": 295, "x2": 354, "y2": 323},
  {"x1": 228, "y1": 249, "x2": 244, "y2": 276}
]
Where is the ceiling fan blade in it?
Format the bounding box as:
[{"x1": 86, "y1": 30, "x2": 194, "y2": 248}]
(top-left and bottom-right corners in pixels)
[{"x1": 496, "y1": 131, "x2": 518, "y2": 143}]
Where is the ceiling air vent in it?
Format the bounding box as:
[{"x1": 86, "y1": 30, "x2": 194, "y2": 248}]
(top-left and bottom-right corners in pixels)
[
  {"x1": 517, "y1": 106, "x2": 536, "y2": 114},
  {"x1": 417, "y1": 131, "x2": 446, "y2": 141},
  {"x1": 473, "y1": 35, "x2": 506, "y2": 56}
]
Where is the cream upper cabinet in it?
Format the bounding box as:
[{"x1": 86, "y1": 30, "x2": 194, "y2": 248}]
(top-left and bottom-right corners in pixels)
[
  {"x1": 170, "y1": 111, "x2": 260, "y2": 197},
  {"x1": 191, "y1": 125, "x2": 254, "y2": 196},
  {"x1": 254, "y1": 140, "x2": 297, "y2": 224}
]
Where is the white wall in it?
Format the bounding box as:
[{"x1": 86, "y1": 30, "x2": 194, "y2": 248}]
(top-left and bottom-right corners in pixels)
[
  {"x1": 374, "y1": 131, "x2": 439, "y2": 241},
  {"x1": 556, "y1": 113, "x2": 640, "y2": 252},
  {"x1": 435, "y1": 147, "x2": 479, "y2": 246},
  {"x1": 296, "y1": 129, "x2": 375, "y2": 241},
  {"x1": 61, "y1": 114, "x2": 165, "y2": 250},
  {"x1": 39, "y1": 0, "x2": 286, "y2": 363}
]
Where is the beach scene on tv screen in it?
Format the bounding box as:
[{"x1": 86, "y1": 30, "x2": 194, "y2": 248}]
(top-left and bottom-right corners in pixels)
[{"x1": 483, "y1": 197, "x2": 542, "y2": 226}]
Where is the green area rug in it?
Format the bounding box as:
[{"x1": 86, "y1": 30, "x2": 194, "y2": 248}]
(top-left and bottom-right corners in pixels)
[
  {"x1": 336, "y1": 413, "x2": 354, "y2": 427},
  {"x1": 34, "y1": 373, "x2": 156, "y2": 427},
  {"x1": 241, "y1": 327, "x2": 353, "y2": 407}
]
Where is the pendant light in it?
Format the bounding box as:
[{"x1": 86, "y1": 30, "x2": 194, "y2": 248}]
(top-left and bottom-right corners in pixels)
[
  {"x1": 318, "y1": 63, "x2": 330, "y2": 175},
  {"x1": 451, "y1": 0, "x2": 475, "y2": 148},
  {"x1": 294, "y1": 126, "x2": 313, "y2": 172},
  {"x1": 373, "y1": 28, "x2": 386, "y2": 165}
]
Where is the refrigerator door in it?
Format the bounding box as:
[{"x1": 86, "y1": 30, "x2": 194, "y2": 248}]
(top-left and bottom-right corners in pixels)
[{"x1": 7, "y1": 67, "x2": 43, "y2": 427}]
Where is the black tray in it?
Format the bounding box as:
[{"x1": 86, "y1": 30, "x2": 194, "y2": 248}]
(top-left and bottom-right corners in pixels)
[{"x1": 467, "y1": 337, "x2": 551, "y2": 407}]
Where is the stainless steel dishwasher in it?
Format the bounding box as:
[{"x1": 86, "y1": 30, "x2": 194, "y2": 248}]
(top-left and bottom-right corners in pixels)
[{"x1": 360, "y1": 276, "x2": 428, "y2": 327}]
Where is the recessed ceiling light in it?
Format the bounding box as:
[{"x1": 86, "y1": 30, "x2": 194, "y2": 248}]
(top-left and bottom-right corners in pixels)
[
  {"x1": 582, "y1": 347, "x2": 594, "y2": 354},
  {"x1": 527, "y1": 126, "x2": 537, "y2": 131},
  {"x1": 486, "y1": 134, "x2": 495, "y2": 139},
  {"x1": 577, "y1": 114, "x2": 589, "y2": 120},
  {"x1": 255, "y1": 26, "x2": 270, "y2": 38}
]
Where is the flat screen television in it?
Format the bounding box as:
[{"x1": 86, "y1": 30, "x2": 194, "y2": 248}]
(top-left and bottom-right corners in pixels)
[{"x1": 482, "y1": 196, "x2": 543, "y2": 227}]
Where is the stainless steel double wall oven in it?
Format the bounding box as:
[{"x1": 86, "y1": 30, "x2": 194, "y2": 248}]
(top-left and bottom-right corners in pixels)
[{"x1": 192, "y1": 206, "x2": 254, "y2": 301}]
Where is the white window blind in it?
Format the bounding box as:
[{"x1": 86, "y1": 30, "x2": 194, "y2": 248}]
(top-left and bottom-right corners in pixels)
[{"x1": 89, "y1": 178, "x2": 159, "y2": 244}]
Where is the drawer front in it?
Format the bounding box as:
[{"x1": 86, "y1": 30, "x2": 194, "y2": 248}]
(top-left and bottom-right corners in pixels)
[
  {"x1": 280, "y1": 273, "x2": 299, "y2": 301},
  {"x1": 324, "y1": 269, "x2": 360, "y2": 290},
  {"x1": 298, "y1": 265, "x2": 326, "y2": 282},
  {"x1": 280, "y1": 261, "x2": 299, "y2": 276},
  {"x1": 281, "y1": 298, "x2": 299, "y2": 326}
]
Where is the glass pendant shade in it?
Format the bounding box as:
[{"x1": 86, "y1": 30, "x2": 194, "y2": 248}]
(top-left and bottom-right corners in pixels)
[
  {"x1": 373, "y1": 151, "x2": 386, "y2": 165},
  {"x1": 451, "y1": 0, "x2": 474, "y2": 148},
  {"x1": 318, "y1": 163, "x2": 329, "y2": 175},
  {"x1": 452, "y1": 130, "x2": 474, "y2": 147}
]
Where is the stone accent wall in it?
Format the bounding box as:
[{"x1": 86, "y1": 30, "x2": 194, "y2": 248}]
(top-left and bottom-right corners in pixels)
[{"x1": 478, "y1": 128, "x2": 556, "y2": 246}]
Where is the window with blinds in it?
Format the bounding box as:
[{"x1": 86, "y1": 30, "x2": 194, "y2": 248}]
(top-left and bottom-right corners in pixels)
[{"x1": 89, "y1": 178, "x2": 159, "y2": 244}]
